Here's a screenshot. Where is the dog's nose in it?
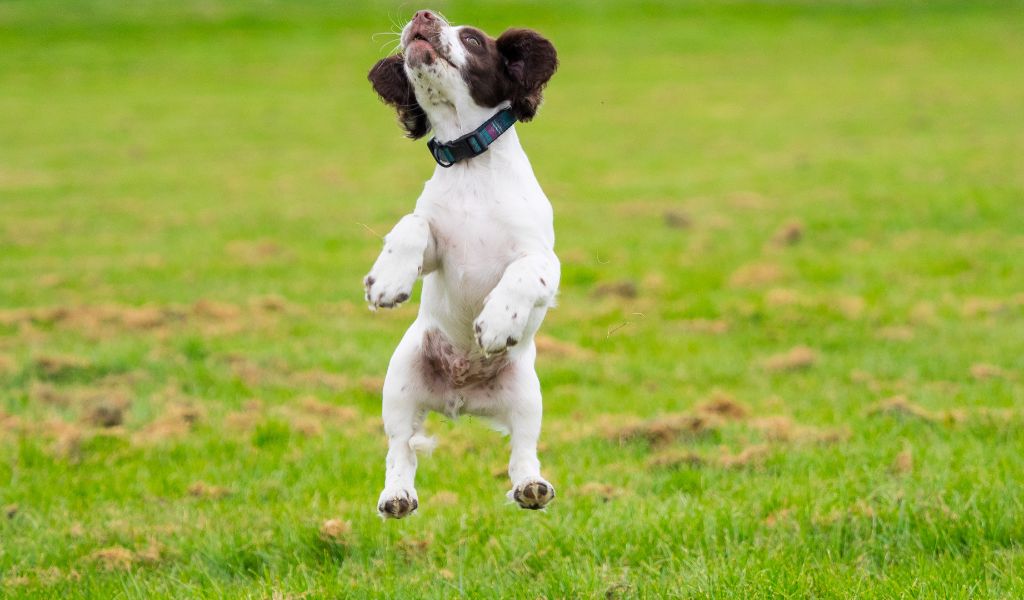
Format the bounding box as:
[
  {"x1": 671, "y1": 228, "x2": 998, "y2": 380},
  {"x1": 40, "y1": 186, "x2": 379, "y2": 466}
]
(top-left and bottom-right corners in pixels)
[{"x1": 413, "y1": 10, "x2": 435, "y2": 23}]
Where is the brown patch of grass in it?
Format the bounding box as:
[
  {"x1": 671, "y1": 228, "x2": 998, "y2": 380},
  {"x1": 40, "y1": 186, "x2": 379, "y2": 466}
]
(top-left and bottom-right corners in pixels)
[
  {"x1": 764, "y1": 288, "x2": 806, "y2": 307},
  {"x1": 891, "y1": 447, "x2": 913, "y2": 474},
  {"x1": 29, "y1": 381, "x2": 70, "y2": 406},
  {"x1": 0, "y1": 353, "x2": 16, "y2": 375},
  {"x1": 119, "y1": 306, "x2": 169, "y2": 330},
  {"x1": 250, "y1": 294, "x2": 291, "y2": 313},
  {"x1": 319, "y1": 519, "x2": 352, "y2": 544},
  {"x1": 81, "y1": 389, "x2": 131, "y2": 428},
  {"x1": 358, "y1": 376, "x2": 385, "y2": 394},
  {"x1": 292, "y1": 369, "x2": 350, "y2": 392},
  {"x1": 432, "y1": 490, "x2": 460, "y2": 507},
  {"x1": 876, "y1": 325, "x2": 914, "y2": 341},
  {"x1": 719, "y1": 444, "x2": 771, "y2": 469},
  {"x1": 606, "y1": 412, "x2": 720, "y2": 446},
  {"x1": 910, "y1": 301, "x2": 938, "y2": 325},
  {"x1": 970, "y1": 363, "x2": 1012, "y2": 381},
  {"x1": 226, "y1": 239, "x2": 284, "y2": 264},
  {"x1": 729, "y1": 262, "x2": 783, "y2": 288},
  {"x1": 696, "y1": 392, "x2": 748, "y2": 420},
  {"x1": 763, "y1": 507, "x2": 794, "y2": 527},
  {"x1": 297, "y1": 396, "x2": 358, "y2": 421},
  {"x1": 191, "y1": 299, "x2": 241, "y2": 321},
  {"x1": 762, "y1": 346, "x2": 818, "y2": 372},
  {"x1": 577, "y1": 482, "x2": 626, "y2": 502},
  {"x1": 835, "y1": 296, "x2": 866, "y2": 319},
  {"x1": 44, "y1": 419, "x2": 85, "y2": 460},
  {"x1": 534, "y1": 334, "x2": 595, "y2": 359},
  {"x1": 188, "y1": 481, "x2": 231, "y2": 499},
  {"x1": 961, "y1": 297, "x2": 1009, "y2": 318},
  {"x1": 134, "y1": 402, "x2": 203, "y2": 443},
  {"x1": 748, "y1": 416, "x2": 846, "y2": 444},
  {"x1": 670, "y1": 319, "x2": 730, "y2": 335},
  {"x1": 33, "y1": 354, "x2": 91, "y2": 378},
  {"x1": 771, "y1": 220, "x2": 803, "y2": 246},
  {"x1": 89, "y1": 547, "x2": 135, "y2": 571},
  {"x1": 4, "y1": 504, "x2": 18, "y2": 519},
  {"x1": 647, "y1": 449, "x2": 706, "y2": 470},
  {"x1": 867, "y1": 396, "x2": 939, "y2": 423},
  {"x1": 592, "y1": 280, "x2": 638, "y2": 299},
  {"x1": 663, "y1": 210, "x2": 691, "y2": 229}
]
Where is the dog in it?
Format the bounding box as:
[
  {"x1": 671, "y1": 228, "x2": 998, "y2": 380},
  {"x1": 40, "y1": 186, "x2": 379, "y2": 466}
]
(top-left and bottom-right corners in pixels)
[{"x1": 365, "y1": 10, "x2": 559, "y2": 518}]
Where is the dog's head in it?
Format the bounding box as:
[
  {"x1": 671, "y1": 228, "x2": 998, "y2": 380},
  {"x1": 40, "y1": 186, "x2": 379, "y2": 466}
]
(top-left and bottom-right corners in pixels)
[{"x1": 368, "y1": 10, "x2": 558, "y2": 140}]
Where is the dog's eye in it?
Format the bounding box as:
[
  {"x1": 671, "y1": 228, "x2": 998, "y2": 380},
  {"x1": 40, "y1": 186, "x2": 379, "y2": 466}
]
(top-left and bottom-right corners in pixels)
[{"x1": 463, "y1": 34, "x2": 481, "y2": 47}]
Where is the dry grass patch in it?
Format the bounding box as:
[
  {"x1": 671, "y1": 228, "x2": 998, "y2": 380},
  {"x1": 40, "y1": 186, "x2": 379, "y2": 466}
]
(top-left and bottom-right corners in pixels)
[
  {"x1": 867, "y1": 396, "x2": 940, "y2": 423},
  {"x1": 535, "y1": 334, "x2": 595, "y2": 359},
  {"x1": 876, "y1": 325, "x2": 914, "y2": 341},
  {"x1": 0, "y1": 353, "x2": 16, "y2": 375},
  {"x1": 670, "y1": 319, "x2": 730, "y2": 335},
  {"x1": 729, "y1": 262, "x2": 784, "y2": 288},
  {"x1": 891, "y1": 447, "x2": 914, "y2": 474},
  {"x1": 33, "y1": 354, "x2": 91, "y2": 378},
  {"x1": 188, "y1": 481, "x2": 232, "y2": 499},
  {"x1": 970, "y1": 363, "x2": 1013, "y2": 380},
  {"x1": 719, "y1": 444, "x2": 771, "y2": 469},
  {"x1": 592, "y1": 280, "x2": 638, "y2": 299},
  {"x1": 748, "y1": 416, "x2": 846, "y2": 444},
  {"x1": 771, "y1": 220, "x2": 804, "y2": 246},
  {"x1": 292, "y1": 369, "x2": 350, "y2": 392},
  {"x1": 134, "y1": 401, "x2": 203, "y2": 443},
  {"x1": 605, "y1": 412, "x2": 720, "y2": 446},
  {"x1": 88, "y1": 547, "x2": 135, "y2": 571},
  {"x1": 577, "y1": 482, "x2": 627, "y2": 502},
  {"x1": 647, "y1": 449, "x2": 706, "y2": 470},
  {"x1": 762, "y1": 346, "x2": 818, "y2": 372},
  {"x1": 319, "y1": 519, "x2": 352, "y2": 544},
  {"x1": 696, "y1": 393, "x2": 748, "y2": 420}
]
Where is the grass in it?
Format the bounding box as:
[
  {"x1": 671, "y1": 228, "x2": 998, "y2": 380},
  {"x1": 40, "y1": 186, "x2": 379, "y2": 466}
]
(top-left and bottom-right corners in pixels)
[{"x1": 2, "y1": 0, "x2": 1024, "y2": 597}]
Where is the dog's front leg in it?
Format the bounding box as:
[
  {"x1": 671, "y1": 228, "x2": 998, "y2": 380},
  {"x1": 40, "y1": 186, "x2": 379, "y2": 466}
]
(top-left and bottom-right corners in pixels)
[
  {"x1": 364, "y1": 213, "x2": 437, "y2": 310},
  {"x1": 474, "y1": 252, "x2": 560, "y2": 354}
]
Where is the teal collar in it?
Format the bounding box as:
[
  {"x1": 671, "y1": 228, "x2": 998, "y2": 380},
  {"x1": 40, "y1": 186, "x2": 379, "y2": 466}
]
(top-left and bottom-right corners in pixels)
[{"x1": 427, "y1": 109, "x2": 517, "y2": 168}]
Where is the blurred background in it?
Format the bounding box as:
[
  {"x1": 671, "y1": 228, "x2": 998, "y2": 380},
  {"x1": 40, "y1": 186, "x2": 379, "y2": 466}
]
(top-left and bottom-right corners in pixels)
[{"x1": 1, "y1": 1, "x2": 1023, "y2": 597}]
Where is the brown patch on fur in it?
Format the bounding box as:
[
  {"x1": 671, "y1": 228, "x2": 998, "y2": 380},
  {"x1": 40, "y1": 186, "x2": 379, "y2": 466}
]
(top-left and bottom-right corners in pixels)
[
  {"x1": 647, "y1": 449, "x2": 706, "y2": 470},
  {"x1": 577, "y1": 482, "x2": 625, "y2": 502},
  {"x1": 719, "y1": 444, "x2": 771, "y2": 469},
  {"x1": 421, "y1": 329, "x2": 510, "y2": 389},
  {"x1": 534, "y1": 334, "x2": 594, "y2": 359},
  {"x1": 188, "y1": 481, "x2": 231, "y2": 499},
  {"x1": 771, "y1": 220, "x2": 804, "y2": 246},
  {"x1": 319, "y1": 519, "x2": 352, "y2": 544},
  {"x1": 592, "y1": 280, "x2": 638, "y2": 299},
  {"x1": 762, "y1": 346, "x2": 818, "y2": 372},
  {"x1": 493, "y1": 28, "x2": 558, "y2": 121},
  {"x1": 729, "y1": 262, "x2": 784, "y2": 288}
]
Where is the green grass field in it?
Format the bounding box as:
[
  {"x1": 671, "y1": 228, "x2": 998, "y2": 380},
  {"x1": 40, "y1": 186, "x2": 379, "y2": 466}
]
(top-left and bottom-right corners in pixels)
[{"x1": 2, "y1": 0, "x2": 1024, "y2": 597}]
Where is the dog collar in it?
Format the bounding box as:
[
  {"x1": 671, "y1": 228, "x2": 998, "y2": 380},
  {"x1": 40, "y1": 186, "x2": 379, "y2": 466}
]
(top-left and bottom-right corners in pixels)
[{"x1": 427, "y1": 109, "x2": 517, "y2": 168}]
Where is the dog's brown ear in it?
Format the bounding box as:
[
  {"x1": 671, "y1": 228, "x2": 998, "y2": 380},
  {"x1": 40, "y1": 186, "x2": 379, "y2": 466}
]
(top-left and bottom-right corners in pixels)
[
  {"x1": 368, "y1": 54, "x2": 430, "y2": 139},
  {"x1": 496, "y1": 29, "x2": 558, "y2": 122}
]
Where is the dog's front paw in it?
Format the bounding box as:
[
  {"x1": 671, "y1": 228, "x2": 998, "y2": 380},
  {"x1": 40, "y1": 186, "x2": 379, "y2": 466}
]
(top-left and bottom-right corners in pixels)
[
  {"x1": 364, "y1": 259, "x2": 420, "y2": 310},
  {"x1": 377, "y1": 487, "x2": 419, "y2": 519},
  {"x1": 509, "y1": 478, "x2": 555, "y2": 510},
  {"x1": 474, "y1": 298, "x2": 528, "y2": 354}
]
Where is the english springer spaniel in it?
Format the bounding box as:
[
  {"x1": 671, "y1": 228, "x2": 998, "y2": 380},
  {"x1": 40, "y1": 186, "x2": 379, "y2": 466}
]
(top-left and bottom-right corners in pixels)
[{"x1": 365, "y1": 10, "x2": 559, "y2": 518}]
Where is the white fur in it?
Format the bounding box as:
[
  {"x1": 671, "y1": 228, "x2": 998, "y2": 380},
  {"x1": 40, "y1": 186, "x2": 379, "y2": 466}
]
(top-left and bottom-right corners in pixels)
[{"x1": 367, "y1": 14, "x2": 558, "y2": 518}]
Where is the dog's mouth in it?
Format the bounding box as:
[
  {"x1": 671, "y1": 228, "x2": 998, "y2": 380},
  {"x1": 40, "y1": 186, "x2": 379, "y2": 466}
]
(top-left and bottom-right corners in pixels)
[{"x1": 403, "y1": 24, "x2": 455, "y2": 68}]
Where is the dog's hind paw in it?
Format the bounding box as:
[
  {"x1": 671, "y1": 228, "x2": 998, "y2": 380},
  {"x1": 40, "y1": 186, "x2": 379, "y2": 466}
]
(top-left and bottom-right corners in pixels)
[
  {"x1": 377, "y1": 487, "x2": 419, "y2": 519},
  {"x1": 509, "y1": 478, "x2": 555, "y2": 510}
]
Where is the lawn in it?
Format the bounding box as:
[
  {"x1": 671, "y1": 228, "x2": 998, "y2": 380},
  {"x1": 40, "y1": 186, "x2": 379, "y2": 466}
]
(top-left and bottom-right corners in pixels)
[{"x1": 2, "y1": 0, "x2": 1024, "y2": 597}]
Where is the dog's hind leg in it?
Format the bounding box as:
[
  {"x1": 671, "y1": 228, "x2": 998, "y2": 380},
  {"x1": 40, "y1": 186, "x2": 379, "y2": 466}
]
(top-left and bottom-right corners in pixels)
[
  {"x1": 377, "y1": 338, "x2": 430, "y2": 519},
  {"x1": 498, "y1": 354, "x2": 555, "y2": 510}
]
